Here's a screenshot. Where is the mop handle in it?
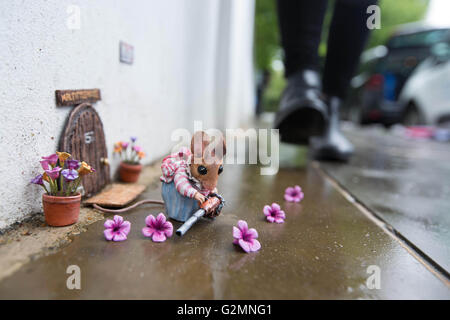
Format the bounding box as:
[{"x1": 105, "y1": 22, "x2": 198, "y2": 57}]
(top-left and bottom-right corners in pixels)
[{"x1": 176, "y1": 196, "x2": 222, "y2": 236}]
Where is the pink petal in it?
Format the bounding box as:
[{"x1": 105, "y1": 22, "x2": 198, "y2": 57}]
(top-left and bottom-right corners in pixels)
[
  {"x1": 247, "y1": 228, "x2": 258, "y2": 239},
  {"x1": 163, "y1": 221, "x2": 173, "y2": 237},
  {"x1": 233, "y1": 239, "x2": 240, "y2": 245},
  {"x1": 266, "y1": 216, "x2": 275, "y2": 223},
  {"x1": 285, "y1": 187, "x2": 294, "y2": 195},
  {"x1": 237, "y1": 220, "x2": 248, "y2": 233},
  {"x1": 104, "y1": 229, "x2": 115, "y2": 241},
  {"x1": 142, "y1": 226, "x2": 155, "y2": 237},
  {"x1": 263, "y1": 205, "x2": 272, "y2": 217},
  {"x1": 104, "y1": 219, "x2": 115, "y2": 229},
  {"x1": 233, "y1": 226, "x2": 242, "y2": 239},
  {"x1": 271, "y1": 203, "x2": 281, "y2": 211},
  {"x1": 275, "y1": 217, "x2": 285, "y2": 224},
  {"x1": 294, "y1": 185, "x2": 302, "y2": 193},
  {"x1": 113, "y1": 215, "x2": 123, "y2": 225},
  {"x1": 152, "y1": 231, "x2": 167, "y2": 242},
  {"x1": 156, "y1": 213, "x2": 167, "y2": 225},
  {"x1": 145, "y1": 214, "x2": 156, "y2": 227},
  {"x1": 119, "y1": 221, "x2": 131, "y2": 235},
  {"x1": 277, "y1": 211, "x2": 286, "y2": 219},
  {"x1": 113, "y1": 231, "x2": 128, "y2": 242},
  {"x1": 248, "y1": 239, "x2": 261, "y2": 252},
  {"x1": 238, "y1": 239, "x2": 251, "y2": 253},
  {"x1": 284, "y1": 194, "x2": 294, "y2": 202}
]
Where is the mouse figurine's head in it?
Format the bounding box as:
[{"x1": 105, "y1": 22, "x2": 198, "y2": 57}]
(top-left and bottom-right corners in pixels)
[{"x1": 189, "y1": 131, "x2": 226, "y2": 192}]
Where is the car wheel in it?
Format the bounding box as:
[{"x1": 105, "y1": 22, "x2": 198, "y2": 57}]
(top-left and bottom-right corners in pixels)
[{"x1": 403, "y1": 104, "x2": 424, "y2": 126}]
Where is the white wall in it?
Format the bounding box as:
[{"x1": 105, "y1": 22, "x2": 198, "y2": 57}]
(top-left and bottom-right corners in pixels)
[{"x1": 0, "y1": 0, "x2": 255, "y2": 229}]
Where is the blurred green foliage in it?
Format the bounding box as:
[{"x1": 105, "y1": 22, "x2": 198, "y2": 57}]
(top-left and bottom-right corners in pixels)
[
  {"x1": 254, "y1": 0, "x2": 429, "y2": 112},
  {"x1": 254, "y1": 0, "x2": 280, "y2": 70},
  {"x1": 262, "y1": 69, "x2": 285, "y2": 112}
]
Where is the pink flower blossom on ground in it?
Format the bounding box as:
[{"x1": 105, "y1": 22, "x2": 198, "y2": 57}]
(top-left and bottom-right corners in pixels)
[
  {"x1": 284, "y1": 185, "x2": 304, "y2": 203},
  {"x1": 142, "y1": 213, "x2": 173, "y2": 242},
  {"x1": 233, "y1": 220, "x2": 261, "y2": 253},
  {"x1": 263, "y1": 203, "x2": 286, "y2": 223},
  {"x1": 104, "y1": 215, "x2": 131, "y2": 241}
]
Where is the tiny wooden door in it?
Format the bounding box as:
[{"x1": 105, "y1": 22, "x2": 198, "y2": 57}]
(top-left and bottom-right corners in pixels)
[{"x1": 59, "y1": 103, "x2": 110, "y2": 197}]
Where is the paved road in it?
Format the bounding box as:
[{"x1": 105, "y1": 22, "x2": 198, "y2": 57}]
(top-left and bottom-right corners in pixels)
[{"x1": 0, "y1": 134, "x2": 448, "y2": 299}]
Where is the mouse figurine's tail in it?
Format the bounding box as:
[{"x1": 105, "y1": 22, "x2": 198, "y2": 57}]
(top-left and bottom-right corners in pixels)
[{"x1": 92, "y1": 193, "x2": 224, "y2": 237}]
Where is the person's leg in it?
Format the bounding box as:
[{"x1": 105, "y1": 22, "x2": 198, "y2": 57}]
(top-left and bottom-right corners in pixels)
[
  {"x1": 322, "y1": 0, "x2": 377, "y2": 98},
  {"x1": 274, "y1": 0, "x2": 329, "y2": 145},
  {"x1": 276, "y1": 0, "x2": 328, "y2": 77},
  {"x1": 312, "y1": 0, "x2": 378, "y2": 161}
]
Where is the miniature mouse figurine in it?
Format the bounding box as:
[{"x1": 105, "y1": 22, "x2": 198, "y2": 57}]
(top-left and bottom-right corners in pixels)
[
  {"x1": 92, "y1": 131, "x2": 226, "y2": 228},
  {"x1": 160, "y1": 131, "x2": 226, "y2": 222}
]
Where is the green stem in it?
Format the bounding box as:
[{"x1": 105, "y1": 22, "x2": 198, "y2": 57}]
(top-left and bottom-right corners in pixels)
[
  {"x1": 41, "y1": 184, "x2": 49, "y2": 194},
  {"x1": 47, "y1": 179, "x2": 55, "y2": 195},
  {"x1": 72, "y1": 178, "x2": 81, "y2": 196},
  {"x1": 59, "y1": 172, "x2": 64, "y2": 196},
  {"x1": 51, "y1": 179, "x2": 58, "y2": 196},
  {"x1": 65, "y1": 181, "x2": 73, "y2": 196}
]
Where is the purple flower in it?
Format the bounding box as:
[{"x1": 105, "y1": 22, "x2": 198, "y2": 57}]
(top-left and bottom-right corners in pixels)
[
  {"x1": 61, "y1": 169, "x2": 79, "y2": 181},
  {"x1": 233, "y1": 220, "x2": 261, "y2": 253},
  {"x1": 130, "y1": 136, "x2": 137, "y2": 143},
  {"x1": 121, "y1": 142, "x2": 129, "y2": 149},
  {"x1": 284, "y1": 185, "x2": 304, "y2": 203},
  {"x1": 142, "y1": 213, "x2": 173, "y2": 242},
  {"x1": 104, "y1": 215, "x2": 131, "y2": 241},
  {"x1": 263, "y1": 203, "x2": 286, "y2": 223},
  {"x1": 133, "y1": 145, "x2": 142, "y2": 152},
  {"x1": 41, "y1": 154, "x2": 58, "y2": 166},
  {"x1": 40, "y1": 160, "x2": 50, "y2": 170},
  {"x1": 44, "y1": 167, "x2": 62, "y2": 180},
  {"x1": 30, "y1": 174, "x2": 44, "y2": 185},
  {"x1": 66, "y1": 160, "x2": 80, "y2": 170}
]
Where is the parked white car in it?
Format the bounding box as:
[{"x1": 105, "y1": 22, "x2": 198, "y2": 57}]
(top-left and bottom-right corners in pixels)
[{"x1": 399, "y1": 42, "x2": 450, "y2": 126}]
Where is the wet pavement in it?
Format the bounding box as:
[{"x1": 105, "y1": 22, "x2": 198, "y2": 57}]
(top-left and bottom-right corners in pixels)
[
  {"x1": 0, "y1": 139, "x2": 449, "y2": 299},
  {"x1": 320, "y1": 127, "x2": 450, "y2": 273}
]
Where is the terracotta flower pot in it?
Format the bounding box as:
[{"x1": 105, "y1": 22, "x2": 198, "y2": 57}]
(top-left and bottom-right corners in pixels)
[
  {"x1": 119, "y1": 162, "x2": 142, "y2": 183},
  {"x1": 42, "y1": 193, "x2": 81, "y2": 227}
]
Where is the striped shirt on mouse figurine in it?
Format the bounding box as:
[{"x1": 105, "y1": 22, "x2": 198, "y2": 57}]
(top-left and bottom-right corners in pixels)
[{"x1": 160, "y1": 131, "x2": 226, "y2": 222}]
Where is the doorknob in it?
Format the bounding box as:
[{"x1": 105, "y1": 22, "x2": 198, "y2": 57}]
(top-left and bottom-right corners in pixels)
[{"x1": 100, "y1": 157, "x2": 109, "y2": 166}]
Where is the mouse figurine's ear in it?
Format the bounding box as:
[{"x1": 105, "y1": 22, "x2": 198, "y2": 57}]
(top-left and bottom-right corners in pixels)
[
  {"x1": 203, "y1": 131, "x2": 226, "y2": 163},
  {"x1": 221, "y1": 135, "x2": 227, "y2": 156},
  {"x1": 191, "y1": 131, "x2": 210, "y2": 160},
  {"x1": 210, "y1": 133, "x2": 226, "y2": 159}
]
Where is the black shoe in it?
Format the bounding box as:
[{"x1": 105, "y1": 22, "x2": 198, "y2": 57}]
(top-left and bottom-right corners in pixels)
[
  {"x1": 274, "y1": 69, "x2": 328, "y2": 145},
  {"x1": 310, "y1": 96, "x2": 354, "y2": 162}
]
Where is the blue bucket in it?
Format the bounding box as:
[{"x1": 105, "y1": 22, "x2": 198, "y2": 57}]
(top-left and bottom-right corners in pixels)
[{"x1": 161, "y1": 182, "x2": 199, "y2": 222}]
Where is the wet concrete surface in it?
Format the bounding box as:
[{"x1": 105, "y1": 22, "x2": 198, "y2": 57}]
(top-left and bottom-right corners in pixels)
[
  {"x1": 0, "y1": 149, "x2": 449, "y2": 299},
  {"x1": 320, "y1": 127, "x2": 450, "y2": 272}
]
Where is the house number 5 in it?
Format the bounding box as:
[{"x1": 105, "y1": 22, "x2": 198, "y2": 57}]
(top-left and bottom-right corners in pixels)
[{"x1": 84, "y1": 131, "x2": 95, "y2": 144}]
